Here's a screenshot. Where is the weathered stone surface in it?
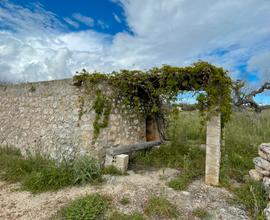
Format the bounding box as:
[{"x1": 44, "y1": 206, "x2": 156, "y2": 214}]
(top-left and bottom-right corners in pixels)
[
  {"x1": 259, "y1": 143, "x2": 270, "y2": 155},
  {"x1": 263, "y1": 177, "x2": 270, "y2": 193},
  {"x1": 249, "y1": 169, "x2": 263, "y2": 181},
  {"x1": 258, "y1": 143, "x2": 270, "y2": 161},
  {"x1": 253, "y1": 157, "x2": 270, "y2": 171},
  {"x1": 264, "y1": 202, "x2": 270, "y2": 220},
  {"x1": 255, "y1": 165, "x2": 270, "y2": 176},
  {"x1": 115, "y1": 154, "x2": 129, "y2": 173},
  {"x1": 205, "y1": 113, "x2": 221, "y2": 186},
  {"x1": 0, "y1": 79, "x2": 146, "y2": 162},
  {"x1": 104, "y1": 154, "x2": 129, "y2": 173}
]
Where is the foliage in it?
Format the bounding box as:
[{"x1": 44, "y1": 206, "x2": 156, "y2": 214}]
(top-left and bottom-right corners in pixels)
[
  {"x1": 119, "y1": 196, "x2": 130, "y2": 205},
  {"x1": 130, "y1": 111, "x2": 205, "y2": 190},
  {"x1": 92, "y1": 89, "x2": 112, "y2": 140},
  {"x1": 72, "y1": 155, "x2": 102, "y2": 185},
  {"x1": 109, "y1": 212, "x2": 145, "y2": 220},
  {"x1": 74, "y1": 61, "x2": 232, "y2": 140},
  {"x1": 131, "y1": 110, "x2": 270, "y2": 218},
  {"x1": 192, "y1": 208, "x2": 210, "y2": 219},
  {"x1": 55, "y1": 193, "x2": 108, "y2": 220},
  {"x1": 144, "y1": 196, "x2": 178, "y2": 218},
  {"x1": 0, "y1": 147, "x2": 102, "y2": 193},
  {"x1": 102, "y1": 165, "x2": 125, "y2": 176},
  {"x1": 232, "y1": 180, "x2": 267, "y2": 219}
]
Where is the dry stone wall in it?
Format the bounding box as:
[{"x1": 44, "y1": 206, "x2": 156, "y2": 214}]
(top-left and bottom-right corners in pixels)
[
  {"x1": 249, "y1": 143, "x2": 270, "y2": 219},
  {"x1": 0, "y1": 79, "x2": 146, "y2": 162}
]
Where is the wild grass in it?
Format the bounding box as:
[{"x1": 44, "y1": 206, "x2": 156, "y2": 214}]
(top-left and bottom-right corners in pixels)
[
  {"x1": 131, "y1": 110, "x2": 270, "y2": 219},
  {"x1": 0, "y1": 147, "x2": 102, "y2": 193},
  {"x1": 119, "y1": 196, "x2": 131, "y2": 205},
  {"x1": 144, "y1": 196, "x2": 178, "y2": 218},
  {"x1": 55, "y1": 193, "x2": 108, "y2": 220},
  {"x1": 131, "y1": 111, "x2": 205, "y2": 190},
  {"x1": 109, "y1": 212, "x2": 145, "y2": 220},
  {"x1": 102, "y1": 165, "x2": 125, "y2": 175},
  {"x1": 192, "y1": 207, "x2": 210, "y2": 219}
]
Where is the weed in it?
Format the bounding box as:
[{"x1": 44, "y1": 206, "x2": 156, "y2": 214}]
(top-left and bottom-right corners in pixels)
[
  {"x1": 119, "y1": 196, "x2": 130, "y2": 205},
  {"x1": 109, "y1": 212, "x2": 145, "y2": 220},
  {"x1": 0, "y1": 147, "x2": 102, "y2": 193},
  {"x1": 131, "y1": 110, "x2": 270, "y2": 218},
  {"x1": 55, "y1": 193, "x2": 108, "y2": 220},
  {"x1": 192, "y1": 208, "x2": 210, "y2": 219},
  {"x1": 144, "y1": 196, "x2": 178, "y2": 218},
  {"x1": 72, "y1": 155, "x2": 102, "y2": 185},
  {"x1": 232, "y1": 180, "x2": 267, "y2": 218},
  {"x1": 102, "y1": 165, "x2": 124, "y2": 175}
]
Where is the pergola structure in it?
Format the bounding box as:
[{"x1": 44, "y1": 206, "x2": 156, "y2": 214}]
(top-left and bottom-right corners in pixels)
[{"x1": 74, "y1": 61, "x2": 232, "y2": 186}]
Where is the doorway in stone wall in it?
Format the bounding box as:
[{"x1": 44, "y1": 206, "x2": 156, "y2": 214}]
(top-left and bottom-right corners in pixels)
[{"x1": 146, "y1": 115, "x2": 160, "y2": 141}]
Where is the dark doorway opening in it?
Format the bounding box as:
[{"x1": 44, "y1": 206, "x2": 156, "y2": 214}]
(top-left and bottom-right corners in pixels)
[{"x1": 146, "y1": 115, "x2": 160, "y2": 141}]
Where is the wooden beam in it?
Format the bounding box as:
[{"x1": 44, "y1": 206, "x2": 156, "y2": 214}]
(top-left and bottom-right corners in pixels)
[{"x1": 106, "y1": 140, "x2": 162, "y2": 156}]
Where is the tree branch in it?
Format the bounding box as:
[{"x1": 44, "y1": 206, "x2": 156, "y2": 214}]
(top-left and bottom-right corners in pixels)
[{"x1": 232, "y1": 81, "x2": 270, "y2": 112}]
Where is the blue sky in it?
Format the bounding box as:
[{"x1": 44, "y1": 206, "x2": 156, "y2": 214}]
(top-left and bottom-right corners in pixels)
[
  {"x1": 10, "y1": 0, "x2": 129, "y2": 34},
  {"x1": 0, "y1": 0, "x2": 270, "y2": 104}
]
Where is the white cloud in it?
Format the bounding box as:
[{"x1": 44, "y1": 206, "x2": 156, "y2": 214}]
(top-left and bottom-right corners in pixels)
[
  {"x1": 97, "y1": 20, "x2": 109, "y2": 29},
  {"x1": 0, "y1": 0, "x2": 270, "y2": 84},
  {"x1": 64, "y1": 17, "x2": 80, "y2": 28},
  {"x1": 72, "y1": 13, "x2": 94, "y2": 27},
  {"x1": 248, "y1": 51, "x2": 270, "y2": 82},
  {"x1": 113, "y1": 13, "x2": 121, "y2": 23}
]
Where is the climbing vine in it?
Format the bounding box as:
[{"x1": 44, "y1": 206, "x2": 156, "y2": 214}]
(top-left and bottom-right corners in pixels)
[
  {"x1": 73, "y1": 61, "x2": 232, "y2": 140},
  {"x1": 92, "y1": 90, "x2": 112, "y2": 140}
]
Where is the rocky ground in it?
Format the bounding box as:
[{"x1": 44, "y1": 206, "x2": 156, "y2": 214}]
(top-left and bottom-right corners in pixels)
[{"x1": 0, "y1": 168, "x2": 248, "y2": 220}]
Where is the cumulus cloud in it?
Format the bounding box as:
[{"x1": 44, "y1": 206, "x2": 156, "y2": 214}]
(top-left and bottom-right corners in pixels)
[
  {"x1": 0, "y1": 0, "x2": 269, "y2": 83},
  {"x1": 72, "y1": 13, "x2": 94, "y2": 27}
]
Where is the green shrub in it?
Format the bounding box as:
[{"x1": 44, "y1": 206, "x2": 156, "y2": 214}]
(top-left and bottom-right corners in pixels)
[
  {"x1": 144, "y1": 196, "x2": 178, "y2": 218},
  {"x1": 232, "y1": 180, "x2": 267, "y2": 219},
  {"x1": 55, "y1": 193, "x2": 108, "y2": 220},
  {"x1": 192, "y1": 208, "x2": 210, "y2": 219},
  {"x1": 22, "y1": 165, "x2": 73, "y2": 193},
  {"x1": 109, "y1": 212, "x2": 145, "y2": 220},
  {"x1": 0, "y1": 147, "x2": 102, "y2": 193},
  {"x1": 72, "y1": 156, "x2": 102, "y2": 185}
]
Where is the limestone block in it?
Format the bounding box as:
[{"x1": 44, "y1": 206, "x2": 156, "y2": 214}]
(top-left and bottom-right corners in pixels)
[
  {"x1": 259, "y1": 143, "x2": 270, "y2": 163},
  {"x1": 264, "y1": 203, "x2": 270, "y2": 220},
  {"x1": 255, "y1": 165, "x2": 270, "y2": 176},
  {"x1": 249, "y1": 169, "x2": 263, "y2": 181},
  {"x1": 253, "y1": 157, "x2": 270, "y2": 171},
  {"x1": 115, "y1": 154, "x2": 129, "y2": 173},
  {"x1": 264, "y1": 177, "x2": 270, "y2": 193},
  {"x1": 259, "y1": 150, "x2": 270, "y2": 162},
  {"x1": 259, "y1": 143, "x2": 270, "y2": 155},
  {"x1": 104, "y1": 154, "x2": 129, "y2": 173}
]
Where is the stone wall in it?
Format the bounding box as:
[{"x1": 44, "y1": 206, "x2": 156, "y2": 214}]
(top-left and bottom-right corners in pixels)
[{"x1": 0, "y1": 79, "x2": 146, "y2": 162}]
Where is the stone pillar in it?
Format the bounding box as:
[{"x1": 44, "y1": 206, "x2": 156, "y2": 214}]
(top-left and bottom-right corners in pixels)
[{"x1": 205, "y1": 113, "x2": 221, "y2": 186}]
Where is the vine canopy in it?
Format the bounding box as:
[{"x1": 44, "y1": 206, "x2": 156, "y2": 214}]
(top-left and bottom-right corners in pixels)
[{"x1": 73, "y1": 61, "x2": 232, "y2": 140}]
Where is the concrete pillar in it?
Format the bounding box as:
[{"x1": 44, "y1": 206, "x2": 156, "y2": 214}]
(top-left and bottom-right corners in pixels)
[{"x1": 205, "y1": 113, "x2": 221, "y2": 186}]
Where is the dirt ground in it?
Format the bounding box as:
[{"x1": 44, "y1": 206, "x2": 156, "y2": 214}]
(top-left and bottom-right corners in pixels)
[{"x1": 0, "y1": 168, "x2": 249, "y2": 220}]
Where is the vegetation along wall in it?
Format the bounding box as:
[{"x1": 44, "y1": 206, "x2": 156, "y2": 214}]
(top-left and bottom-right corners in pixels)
[{"x1": 0, "y1": 79, "x2": 148, "y2": 162}]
